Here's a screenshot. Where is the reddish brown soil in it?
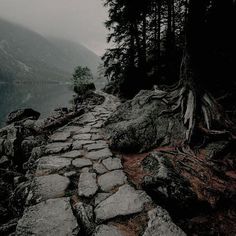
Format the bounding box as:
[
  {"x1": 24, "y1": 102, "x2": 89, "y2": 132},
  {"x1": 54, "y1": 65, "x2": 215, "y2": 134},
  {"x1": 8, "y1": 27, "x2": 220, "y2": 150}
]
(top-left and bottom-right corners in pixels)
[{"x1": 122, "y1": 145, "x2": 236, "y2": 235}]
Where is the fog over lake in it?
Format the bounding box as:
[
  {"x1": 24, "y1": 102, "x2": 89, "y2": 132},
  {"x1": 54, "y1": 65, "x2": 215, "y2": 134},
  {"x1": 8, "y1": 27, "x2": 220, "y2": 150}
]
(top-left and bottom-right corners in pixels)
[{"x1": 0, "y1": 0, "x2": 108, "y2": 126}]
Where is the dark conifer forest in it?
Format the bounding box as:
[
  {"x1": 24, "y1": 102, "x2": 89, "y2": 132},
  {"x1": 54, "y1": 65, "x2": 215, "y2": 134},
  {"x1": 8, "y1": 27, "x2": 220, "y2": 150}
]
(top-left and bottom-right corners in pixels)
[{"x1": 103, "y1": 0, "x2": 236, "y2": 143}]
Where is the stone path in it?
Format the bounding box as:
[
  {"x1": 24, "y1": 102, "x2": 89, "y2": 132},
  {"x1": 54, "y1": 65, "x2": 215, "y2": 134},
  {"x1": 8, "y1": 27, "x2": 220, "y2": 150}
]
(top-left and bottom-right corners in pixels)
[{"x1": 15, "y1": 92, "x2": 186, "y2": 236}]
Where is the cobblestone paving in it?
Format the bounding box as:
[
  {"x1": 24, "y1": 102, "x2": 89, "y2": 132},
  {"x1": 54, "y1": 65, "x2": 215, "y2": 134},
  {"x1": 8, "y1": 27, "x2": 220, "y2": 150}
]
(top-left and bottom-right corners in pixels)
[{"x1": 15, "y1": 92, "x2": 186, "y2": 236}]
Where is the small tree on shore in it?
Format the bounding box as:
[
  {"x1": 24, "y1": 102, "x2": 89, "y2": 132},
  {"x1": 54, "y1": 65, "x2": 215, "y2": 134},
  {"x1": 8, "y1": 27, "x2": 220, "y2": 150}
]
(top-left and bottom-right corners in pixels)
[{"x1": 72, "y1": 66, "x2": 94, "y2": 95}]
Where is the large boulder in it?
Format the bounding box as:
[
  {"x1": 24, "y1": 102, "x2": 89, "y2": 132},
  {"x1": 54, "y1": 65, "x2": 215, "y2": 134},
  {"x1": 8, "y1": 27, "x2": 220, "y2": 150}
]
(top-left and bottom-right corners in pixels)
[
  {"x1": 104, "y1": 90, "x2": 186, "y2": 153},
  {"x1": 1, "y1": 125, "x2": 22, "y2": 158},
  {"x1": 6, "y1": 109, "x2": 40, "y2": 125},
  {"x1": 15, "y1": 198, "x2": 79, "y2": 236},
  {"x1": 141, "y1": 152, "x2": 197, "y2": 210},
  {"x1": 143, "y1": 206, "x2": 186, "y2": 236}
]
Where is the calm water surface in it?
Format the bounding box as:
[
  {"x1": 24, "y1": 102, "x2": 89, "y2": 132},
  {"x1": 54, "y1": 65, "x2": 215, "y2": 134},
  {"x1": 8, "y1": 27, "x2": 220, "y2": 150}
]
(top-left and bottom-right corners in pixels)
[{"x1": 0, "y1": 82, "x2": 74, "y2": 127}]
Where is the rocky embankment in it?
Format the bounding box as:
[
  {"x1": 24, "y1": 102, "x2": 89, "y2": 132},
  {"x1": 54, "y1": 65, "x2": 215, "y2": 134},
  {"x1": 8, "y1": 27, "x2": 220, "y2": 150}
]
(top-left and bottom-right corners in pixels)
[{"x1": 0, "y1": 90, "x2": 236, "y2": 235}]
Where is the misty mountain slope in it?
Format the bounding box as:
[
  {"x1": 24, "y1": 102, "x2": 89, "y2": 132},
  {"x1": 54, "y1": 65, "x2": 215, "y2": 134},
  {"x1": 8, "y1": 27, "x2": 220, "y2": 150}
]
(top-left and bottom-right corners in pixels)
[
  {"x1": 47, "y1": 37, "x2": 101, "y2": 75},
  {"x1": 0, "y1": 18, "x2": 101, "y2": 83}
]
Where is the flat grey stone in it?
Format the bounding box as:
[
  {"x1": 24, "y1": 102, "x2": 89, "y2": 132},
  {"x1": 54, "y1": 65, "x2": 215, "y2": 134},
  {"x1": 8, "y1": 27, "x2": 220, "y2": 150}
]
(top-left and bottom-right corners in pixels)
[
  {"x1": 28, "y1": 174, "x2": 70, "y2": 203},
  {"x1": 86, "y1": 121, "x2": 96, "y2": 126},
  {"x1": 93, "y1": 163, "x2": 108, "y2": 174},
  {"x1": 102, "y1": 157, "x2": 122, "y2": 171},
  {"x1": 64, "y1": 171, "x2": 77, "y2": 177},
  {"x1": 99, "y1": 114, "x2": 110, "y2": 118},
  {"x1": 50, "y1": 132, "x2": 71, "y2": 142},
  {"x1": 60, "y1": 125, "x2": 80, "y2": 134},
  {"x1": 85, "y1": 142, "x2": 108, "y2": 152},
  {"x1": 81, "y1": 167, "x2": 91, "y2": 173},
  {"x1": 143, "y1": 207, "x2": 186, "y2": 236},
  {"x1": 72, "y1": 158, "x2": 92, "y2": 168},
  {"x1": 62, "y1": 150, "x2": 83, "y2": 158},
  {"x1": 93, "y1": 107, "x2": 109, "y2": 114},
  {"x1": 73, "y1": 140, "x2": 95, "y2": 150},
  {"x1": 90, "y1": 128, "x2": 100, "y2": 134},
  {"x1": 92, "y1": 122, "x2": 103, "y2": 128},
  {"x1": 78, "y1": 126, "x2": 92, "y2": 133},
  {"x1": 73, "y1": 134, "x2": 91, "y2": 140},
  {"x1": 36, "y1": 156, "x2": 71, "y2": 174},
  {"x1": 45, "y1": 142, "x2": 71, "y2": 154},
  {"x1": 98, "y1": 170, "x2": 127, "y2": 192},
  {"x1": 94, "y1": 193, "x2": 112, "y2": 206},
  {"x1": 16, "y1": 198, "x2": 78, "y2": 236},
  {"x1": 95, "y1": 184, "x2": 151, "y2": 222},
  {"x1": 86, "y1": 148, "x2": 112, "y2": 160},
  {"x1": 93, "y1": 225, "x2": 124, "y2": 236},
  {"x1": 73, "y1": 133, "x2": 91, "y2": 140},
  {"x1": 91, "y1": 133, "x2": 103, "y2": 141},
  {"x1": 78, "y1": 173, "x2": 98, "y2": 197},
  {"x1": 78, "y1": 113, "x2": 97, "y2": 124}
]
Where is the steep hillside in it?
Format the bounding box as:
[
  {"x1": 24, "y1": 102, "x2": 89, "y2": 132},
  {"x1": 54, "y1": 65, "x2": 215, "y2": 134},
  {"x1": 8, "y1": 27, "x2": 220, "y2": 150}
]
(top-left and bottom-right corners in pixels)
[
  {"x1": 0, "y1": 18, "x2": 101, "y2": 83},
  {"x1": 47, "y1": 37, "x2": 101, "y2": 76}
]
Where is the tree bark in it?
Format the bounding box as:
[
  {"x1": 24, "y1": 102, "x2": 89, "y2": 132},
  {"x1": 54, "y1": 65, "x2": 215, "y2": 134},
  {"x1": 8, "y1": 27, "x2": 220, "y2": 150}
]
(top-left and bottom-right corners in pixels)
[
  {"x1": 177, "y1": 0, "x2": 231, "y2": 143},
  {"x1": 157, "y1": 0, "x2": 161, "y2": 81}
]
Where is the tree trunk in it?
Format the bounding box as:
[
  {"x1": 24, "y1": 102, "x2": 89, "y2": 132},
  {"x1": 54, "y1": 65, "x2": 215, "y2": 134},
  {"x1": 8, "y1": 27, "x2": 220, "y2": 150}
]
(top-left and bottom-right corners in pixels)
[
  {"x1": 177, "y1": 0, "x2": 231, "y2": 143},
  {"x1": 142, "y1": 11, "x2": 147, "y2": 67},
  {"x1": 133, "y1": 21, "x2": 143, "y2": 70},
  {"x1": 157, "y1": 0, "x2": 161, "y2": 81}
]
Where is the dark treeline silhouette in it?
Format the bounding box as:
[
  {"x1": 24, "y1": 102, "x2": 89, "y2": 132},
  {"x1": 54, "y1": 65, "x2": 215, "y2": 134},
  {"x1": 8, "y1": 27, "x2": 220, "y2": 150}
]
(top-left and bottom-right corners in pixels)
[
  {"x1": 102, "y1": 0, "x2": 185, "y2": 96},
  {"x1": 102, "y1": 0, "x2": 236, "y2": 143}
]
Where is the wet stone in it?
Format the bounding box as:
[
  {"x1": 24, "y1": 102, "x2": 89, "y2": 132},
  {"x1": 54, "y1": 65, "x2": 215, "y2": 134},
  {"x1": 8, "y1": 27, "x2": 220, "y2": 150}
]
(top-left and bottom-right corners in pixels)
[
  {"x1": 73, "y1": 140, "x2": 95, "y2": 150},
  {"x1": 98, "y1": 170, "x2": 127, "y2": 192},
  {"x1": 78, "y1": 173, "x2": 98, "y2": 198},
  {"x1": 64, "y1": 171, "x2": 77, "y2": 177},
  {"x1": 86, "y1": 148, "x2": 112, "y2": 161},
  {"x1": 45, "y1": 142, "x2": 71, "y2": 154},
  {"x1": 95, "y1": 184, "x2": 151, "y2": 222},
  {"x1": 50, "y1": 132, "x2": 71, "y2": 142},
  {"x1": 93, "y1": 163, "x2": 108, "y2": 175},
  {"x1": 143, "y1": 207, "x2": 186, "y2": 236},
  {"x1": 91, "y1": 133, "x2": 103, "y2": 141},
  {"x1": 90, "y1": 128, "x2": 100, "y2": 134},
  {"x1": 28, "y1": 174, "x2": 70, "y2": 203},
  {"x1": 62, "y1": 150, "x2": 83, "y2": 158},
  {"x1": 94, "y1": 225, "x2": 124, "y2": 236},
  {"x1": 72, "y1": 158, "x2": 93, "y2": 168},
  {"x1": 78, "y1": 113, "x2": 97, "y2": 124},
  {"x1": 78, "y1": 126, "x2": 92, "y2": 134},
  {"x1": 60, "y1": 125, "x2": 80, "y2": 134},
  {"x1": 93, "y1": 107, "x2": 109, "y2": 114},
  {"x1": 100, "y1": 114, "x2": 110, "y2": 118},
  {"x1": 92, "y1": 122, "x2": 103, "y2": 128},
  {"x1": 73, "y1": 133, "x2": 91, "y2": 140},
  {"x1": 81, "y1": 167, "x2": 91, "y2": 173},
  {"x1": 85, "y1": 142, "x2": 108, "y2": 152},
  {"x1": 16, "y1": 198, "x2": 78, "y2": 236},
  {"x1": 94, "y1": 193, "x2": 112, "y2": 206},
  {"x1": 36, "y1": 156, "x2": 71, "y2": 174},
  {"x1": 102, "y1": 157, "x2": 122, "y2": 171}
]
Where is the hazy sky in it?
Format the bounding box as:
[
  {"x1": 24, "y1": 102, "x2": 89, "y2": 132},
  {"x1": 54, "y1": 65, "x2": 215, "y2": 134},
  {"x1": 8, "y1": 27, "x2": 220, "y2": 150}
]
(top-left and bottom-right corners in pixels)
[{"x1": 0, "y1": 0, "x2": 108, "y2": 56}]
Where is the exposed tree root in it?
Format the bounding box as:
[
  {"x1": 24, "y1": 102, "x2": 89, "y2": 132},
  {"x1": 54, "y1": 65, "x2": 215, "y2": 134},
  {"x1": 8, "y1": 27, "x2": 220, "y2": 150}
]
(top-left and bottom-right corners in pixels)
[{"x1": 147, "y1": 81, "x2": 234, "y2": 147}]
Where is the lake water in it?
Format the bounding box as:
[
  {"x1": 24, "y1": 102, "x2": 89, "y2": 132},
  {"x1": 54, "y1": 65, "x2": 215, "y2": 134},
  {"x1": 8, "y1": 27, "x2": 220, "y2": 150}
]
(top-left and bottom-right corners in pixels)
[{"x1": 0, "y1": 82, "x2": 74, "y2": 127}]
